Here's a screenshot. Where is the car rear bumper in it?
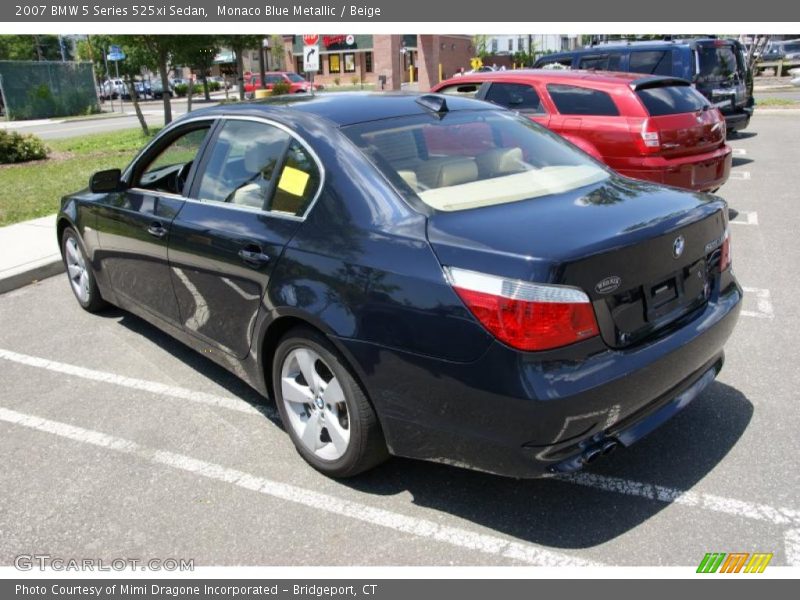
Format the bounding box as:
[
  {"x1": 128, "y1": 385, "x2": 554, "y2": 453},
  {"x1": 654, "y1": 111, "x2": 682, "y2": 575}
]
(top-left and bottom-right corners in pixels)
[
  {"x1": 615, "y1": 145, "x2": 732, "y2": 192},
  {"x1": 337, "y1": 279, "x2": 742, "y2": 478}
]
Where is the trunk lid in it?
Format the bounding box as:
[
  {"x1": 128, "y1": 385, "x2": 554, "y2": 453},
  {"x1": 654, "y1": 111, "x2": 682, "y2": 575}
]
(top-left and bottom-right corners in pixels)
[{"x1": 427, "y1": 176, "x2": 728, "y2": 349}]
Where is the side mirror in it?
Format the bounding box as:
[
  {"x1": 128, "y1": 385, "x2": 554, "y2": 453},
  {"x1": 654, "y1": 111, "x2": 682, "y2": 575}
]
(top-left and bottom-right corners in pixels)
[{"x1": 89, "y1": 168, "x2": 124, "y2": 194}]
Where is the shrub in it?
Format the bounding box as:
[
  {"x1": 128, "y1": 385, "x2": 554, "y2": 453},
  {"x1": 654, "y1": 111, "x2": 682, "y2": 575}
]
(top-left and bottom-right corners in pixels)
[
  {"x1": 173, "y1": 83, "x2": 188, "y2": 97},
  {"x1": 351, "y1": 76, "x2": 360, "y2": 85},
  {"x1": 0, "y1": 130, "x2": 49, "y2": 164},
  {"x1": 270, "y1": 81, "x2": 291, "y2": 96},
  {"x1": 206, "y1": 80, "x2": 221, "y2": 92},
  {"x1": 333, "y1": 77, "x2": 341, "y2": 86}
]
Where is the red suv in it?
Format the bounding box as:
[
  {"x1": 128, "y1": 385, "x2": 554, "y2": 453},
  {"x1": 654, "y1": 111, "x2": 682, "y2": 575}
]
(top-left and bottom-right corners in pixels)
[
  {"x1": 245, "y1": 72, "x2": 321, "y2": 97},
  {"x1": 432, "y1": 70, "x2": 732, "y2": 192}
]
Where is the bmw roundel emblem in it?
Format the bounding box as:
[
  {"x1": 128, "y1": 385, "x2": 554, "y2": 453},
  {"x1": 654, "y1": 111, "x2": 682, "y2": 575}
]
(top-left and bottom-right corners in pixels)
[{"x1": 673, "y1": 235, "x2": 685, "y2": 259}]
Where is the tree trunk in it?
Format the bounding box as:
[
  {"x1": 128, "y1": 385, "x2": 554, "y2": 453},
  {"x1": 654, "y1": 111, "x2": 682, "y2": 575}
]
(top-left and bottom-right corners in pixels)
[
  {"x1": 236, "y1": 47, "x2": 245, "y2": 101},
  {"x1": 124, "y1": 75, "x2": 149, "y2": 136},
  {"x1": 203, "y1": 77, "x2": 210, "y2": 102},
  {"x1": 158, "y1": 57, "x2": 173, "y2": 124},
  {"x1": 187, "y1": 77, "x2": 193, "y2": 112}
]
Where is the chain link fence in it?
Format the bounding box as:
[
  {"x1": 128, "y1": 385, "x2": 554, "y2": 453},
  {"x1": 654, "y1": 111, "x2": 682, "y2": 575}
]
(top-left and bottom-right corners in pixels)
[{"x1": 0, "y1": 60, "x2": 99, "y2": 121}]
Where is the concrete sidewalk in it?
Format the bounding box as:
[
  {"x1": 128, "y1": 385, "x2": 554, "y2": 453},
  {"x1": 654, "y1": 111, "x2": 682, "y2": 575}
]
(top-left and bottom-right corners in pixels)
[{"x1": 0, "y1": 215, "x2": 63, "y2": 294}]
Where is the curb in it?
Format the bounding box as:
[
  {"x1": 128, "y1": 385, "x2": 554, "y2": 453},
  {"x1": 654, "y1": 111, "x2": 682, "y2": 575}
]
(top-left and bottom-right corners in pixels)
[{"x1": 0, "y1": 258, "x2": 64, "y2": 295}]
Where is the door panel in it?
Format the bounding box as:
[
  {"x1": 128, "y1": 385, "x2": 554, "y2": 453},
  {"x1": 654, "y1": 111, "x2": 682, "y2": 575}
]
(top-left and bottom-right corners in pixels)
[{"x1": 94, "y1": 122, "x2": 214, "y2": 324}]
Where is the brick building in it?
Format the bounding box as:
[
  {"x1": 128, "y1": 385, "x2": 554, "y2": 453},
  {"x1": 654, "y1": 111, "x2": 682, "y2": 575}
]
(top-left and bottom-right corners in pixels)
[{"x1": 282, "y1": 34, "x2": 474, "y2": 90}]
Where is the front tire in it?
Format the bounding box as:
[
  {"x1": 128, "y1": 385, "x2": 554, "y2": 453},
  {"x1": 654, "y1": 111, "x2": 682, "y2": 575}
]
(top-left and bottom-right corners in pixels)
[
  {"x1": 61, "y1": 227, "x2": 106, "y2": 313},
  {"x1": 273, "y1": 327, "x2": 388, "y2": 477}
]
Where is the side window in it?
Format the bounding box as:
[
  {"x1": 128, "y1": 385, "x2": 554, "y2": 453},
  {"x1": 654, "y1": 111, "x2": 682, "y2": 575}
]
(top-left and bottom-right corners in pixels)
[
  {"x1": 196, "y1": 120, "x2": 321, "y2": 217},
  {"x1": 629, "y1": 50, "x2": 673, "y2": 75},
  {"x1": 578, "y1": 54, "x2": 608, "y2": 70},
  {"x1": 134, "y1": 126, "x2": 211, "y2": 195},
  {"x1": 269, "y1": 141, "x2": 322, "y2": 216},
  {"x1": 484, "y1": 83, "x2": 545, "y2": 114},
  {"x1": 546, "y1": 84, "x2": 620, "y2": 116},
  {"x1": 436, "y1": 83, "x2": 481, "y2": 97},
  {"x1": 266, "y1": 75, "x2": 283, "y2": 85},
  {"x1": 197, "y1": 120, "x2": 290, "y2": 210}
]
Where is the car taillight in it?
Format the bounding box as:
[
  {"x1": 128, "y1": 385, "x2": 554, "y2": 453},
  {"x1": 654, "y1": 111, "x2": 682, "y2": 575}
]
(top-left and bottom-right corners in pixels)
[
  {"x1": 720, "y1": 229, "x2": 731, "y2": 271},
  {"x1": 444, "y1": 267, "x2": 600, "y2": 351},
  {"x1": 639, "y1": 119, "x2": 661, "y2": 153}
]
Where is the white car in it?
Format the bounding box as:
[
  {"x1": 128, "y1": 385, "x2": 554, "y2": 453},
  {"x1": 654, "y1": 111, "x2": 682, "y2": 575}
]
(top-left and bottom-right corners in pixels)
[{"x1": 100, "y1": 79, "x2": 125, "y2": 100}]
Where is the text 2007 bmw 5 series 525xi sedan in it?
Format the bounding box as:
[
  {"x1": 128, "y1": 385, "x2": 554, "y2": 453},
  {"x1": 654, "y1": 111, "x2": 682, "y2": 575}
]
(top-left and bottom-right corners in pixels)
[{"x1": 57, "y1": 93, "x2": 742, "y2": 478}]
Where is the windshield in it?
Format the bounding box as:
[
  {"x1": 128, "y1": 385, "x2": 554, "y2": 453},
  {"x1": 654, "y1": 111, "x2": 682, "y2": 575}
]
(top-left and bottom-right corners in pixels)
[
  {"x1": 343, "y1": 109, "x2": 609, "y2": 212},
  {"x1": 287, "y1": 73, "x2": 305, "y2": 83},
  {"x1": 784, "y1": 43, "x2": 800, "y2": 53}
]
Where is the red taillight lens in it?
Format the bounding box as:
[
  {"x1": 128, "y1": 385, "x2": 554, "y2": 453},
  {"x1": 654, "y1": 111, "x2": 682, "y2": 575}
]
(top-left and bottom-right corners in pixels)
[
  {"x1": 719, "y1": 229, "x2": 731, "y2": 271},
  {"x1": 445, "y1": 267, "x2": 600, "y2": 351}
]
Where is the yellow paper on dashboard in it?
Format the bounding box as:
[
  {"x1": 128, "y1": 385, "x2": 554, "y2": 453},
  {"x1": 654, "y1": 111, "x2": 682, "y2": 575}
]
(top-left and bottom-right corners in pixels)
[{"x1": 278, "y1": 166, "x2": 309, "y2": 197}]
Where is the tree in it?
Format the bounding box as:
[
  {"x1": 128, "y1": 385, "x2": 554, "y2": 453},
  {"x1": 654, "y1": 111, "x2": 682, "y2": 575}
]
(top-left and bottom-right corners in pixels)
[
  {"x1": 135, "y1": 35, "x2": 183, "y2": 124},
  {"x1": 218, "y1": 35, "x2": 265, "y2": 100},
  {"x1": 171, "y1": 35, "x2": 220, "y2": 108},
  {"x1": 0, "y1": 35, "x2": 71, "y2": 61}
]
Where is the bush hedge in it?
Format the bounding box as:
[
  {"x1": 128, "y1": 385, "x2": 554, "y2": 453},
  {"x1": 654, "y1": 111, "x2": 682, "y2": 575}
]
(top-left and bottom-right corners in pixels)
[{"x1": 0, "y1": 130, "x2": 49, "y2": 164}]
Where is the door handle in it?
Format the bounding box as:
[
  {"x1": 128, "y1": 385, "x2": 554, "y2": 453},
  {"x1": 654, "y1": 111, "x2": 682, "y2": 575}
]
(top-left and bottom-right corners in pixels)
[
  {"x1": 147, "y1": 222, "x2": 168, "y2": 239},
  {"x1": 238, "y1": 246, "x2": 271, "y2": 266}
]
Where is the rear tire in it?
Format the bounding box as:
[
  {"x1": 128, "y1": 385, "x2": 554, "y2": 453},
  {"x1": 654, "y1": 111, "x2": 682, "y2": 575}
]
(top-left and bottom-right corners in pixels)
[
  {"x1": 272, "y1": 327, "x2": 388, "y2": 477},
  {"x1": 61, "y1": 227, "x2": 107, "y2": 313}
]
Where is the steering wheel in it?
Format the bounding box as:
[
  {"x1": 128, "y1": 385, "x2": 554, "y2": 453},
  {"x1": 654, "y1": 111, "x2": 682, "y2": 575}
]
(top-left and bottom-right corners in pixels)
[{"x1": 175, "y1": 161, "x2": 193, "y2": 194}]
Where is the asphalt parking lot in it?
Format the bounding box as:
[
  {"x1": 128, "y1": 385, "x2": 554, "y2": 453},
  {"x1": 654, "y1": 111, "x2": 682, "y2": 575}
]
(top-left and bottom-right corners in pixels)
[{"x1": 1, "y1": 112, "x2": 799, "y2": 568}]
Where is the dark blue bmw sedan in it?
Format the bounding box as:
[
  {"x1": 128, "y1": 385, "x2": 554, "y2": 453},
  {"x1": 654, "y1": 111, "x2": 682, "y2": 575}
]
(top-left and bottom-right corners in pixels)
[{"x1": 56, "y1": 93, "x2": 741, "y2": 478}]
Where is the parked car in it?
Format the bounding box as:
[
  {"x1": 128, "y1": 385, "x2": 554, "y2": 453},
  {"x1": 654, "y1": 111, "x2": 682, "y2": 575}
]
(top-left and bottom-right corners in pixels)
[
  {"x1": 57, "y1": 93, "x2": 741, "y2": 478},
  {"x1": 761, "y1": 39, "x2": 800, "y2": 62},
  {"x1": 433, "y1": 70, "x2": 732, "y2": 192},
  {"x1": 244, "y1": 72, "x2": 322, "y2": 97},
  {"x1": 151, "y1": 79, "x2": 174, "y2": 99},
  {"x1": 533, "y1": 38, "x2": 754, "y2": 134},
  {"x1": 121, "y1": 81, "x2": 151, "y2": 100},
  {"x1": 100, "y1": 78, "x2": 125, "y2": 100}
]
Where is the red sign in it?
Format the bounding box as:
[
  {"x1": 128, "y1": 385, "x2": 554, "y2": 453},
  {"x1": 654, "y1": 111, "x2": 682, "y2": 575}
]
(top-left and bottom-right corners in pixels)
[
  {"x1": 323, "y1": 35, "x2": 348, "y2": 47},
  {"x1": 302, "y1": 34, "x2": 319, "y2": 46}
]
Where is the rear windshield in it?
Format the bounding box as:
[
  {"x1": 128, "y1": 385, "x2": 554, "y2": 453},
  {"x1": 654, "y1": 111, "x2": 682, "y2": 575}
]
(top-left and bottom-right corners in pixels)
[
  {"x1": 636, "y1": 84, "x2": 709, "y2": 116},
  {"x1": 784, "y1": 43, "x2": 800, "y2": 53},
  {"x1": 343, "y1": 110, "x2": 608, "y2": 212},
  {"x1": 696, "y1": 45, "x2": 739, "y2": 81}
]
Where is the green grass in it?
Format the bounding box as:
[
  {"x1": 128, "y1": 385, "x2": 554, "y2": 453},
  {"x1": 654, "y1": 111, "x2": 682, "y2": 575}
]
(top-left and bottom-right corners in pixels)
[
  {"x1": 0, "y1": 128, "x2": 156, "y2": 226},
  {"x1": 756, "y1": 97, "x2": 800, "y2": 107}
]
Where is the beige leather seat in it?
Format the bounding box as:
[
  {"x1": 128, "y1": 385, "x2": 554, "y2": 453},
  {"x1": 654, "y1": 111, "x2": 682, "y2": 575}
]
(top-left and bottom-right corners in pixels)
[
  {"x1": 417, "y1": 157, "x2": 478, "y2": 188},
  {"x1": 476, "y1": 147, "x2": 524, "y2": 178}
]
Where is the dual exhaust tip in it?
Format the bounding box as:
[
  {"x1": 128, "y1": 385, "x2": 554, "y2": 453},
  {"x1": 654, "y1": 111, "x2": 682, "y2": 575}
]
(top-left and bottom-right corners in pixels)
[{"x1": 582, "y1": 439, "x2": 619, "y2": 465}]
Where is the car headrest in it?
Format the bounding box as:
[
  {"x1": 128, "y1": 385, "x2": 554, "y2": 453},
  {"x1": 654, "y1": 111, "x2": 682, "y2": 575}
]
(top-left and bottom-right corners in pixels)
[
  {"x1": 397, "y1": 170, "x2": 419, "y2": 191},
  {"x1": 476, "y1": 148, "x2": 524, "y2": 178},
  {"x1": 435, "y1": 158, "x2": 479, "y2": 187}
]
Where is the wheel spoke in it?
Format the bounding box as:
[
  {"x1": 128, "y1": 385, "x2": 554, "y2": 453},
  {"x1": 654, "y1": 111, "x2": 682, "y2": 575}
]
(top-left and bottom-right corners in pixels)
[
  {"x1": 322, "y1": 376, "x2": 345, "y2": 406},
  {"x1": 295, "y1": 349, "x2": 320, "y2": 394},
  {"x1": 66, "y1": 241, "x2": 80, "y2": 264},
  {"x1": 300, "y1": 411, "x2": 322, "y2": 451},
  {"x1": 324, "y1": 410, "x2": 350, "y2": 455},
  {"x1": 67, "y1": 264, "x2": 82, "y2": 279},
  {"x1": 281, "y1": 376, "x2": 313, "y2": 405}
]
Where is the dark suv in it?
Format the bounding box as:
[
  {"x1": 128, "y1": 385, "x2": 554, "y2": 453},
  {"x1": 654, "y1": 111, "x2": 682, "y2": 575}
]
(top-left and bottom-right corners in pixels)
[{"x1": 534, "y1": 39, "x2": 754, "y2": 134}]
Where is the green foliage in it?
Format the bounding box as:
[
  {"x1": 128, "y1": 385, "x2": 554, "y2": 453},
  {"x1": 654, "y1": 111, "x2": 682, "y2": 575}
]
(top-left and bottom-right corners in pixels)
[
  {"x1": 173, "y1": 83, "x2": 189, "y2": 97},
  {"x1": 270, "y1": 81, "x2": 291, "y2": 96},
  {"x1": 0, "y1": 35, "x2": 72, "y2": 61},
  {"x1": 0, "y1": 129, "x2": 49, "y2": 164}
]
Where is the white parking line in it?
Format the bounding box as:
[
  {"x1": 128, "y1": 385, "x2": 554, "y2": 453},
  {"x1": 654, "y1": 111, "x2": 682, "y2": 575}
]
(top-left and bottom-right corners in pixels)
[
  {"x1": 0, "y1": 406, "x2": 597, "y2": 568},
  {"x1": 786, "y1": 530, "x2": 800, "y2": 566},
  {"x1": 729, "y1": 171, "x2": 751, "y2": 180},
  {"x1": 741, "y1": 287, "x2": 775, "y2": 319},
  {"x1": 730, "y1": 210, "x2": 759, "y2": 226},
  {"x1": 550, "y1": 472, "x2": 800, "y2": 528},
  {"x1": 0, "y1": 347, "x2": 270, "y2": 417}
]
